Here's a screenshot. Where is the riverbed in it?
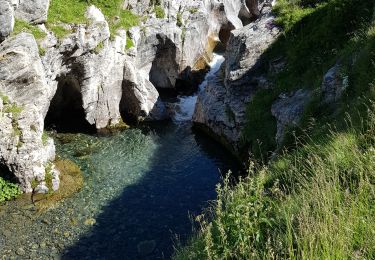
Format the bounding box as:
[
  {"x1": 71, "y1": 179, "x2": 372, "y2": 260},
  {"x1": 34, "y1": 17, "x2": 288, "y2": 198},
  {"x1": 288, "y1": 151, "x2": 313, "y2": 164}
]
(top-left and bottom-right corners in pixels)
[{"x1": 0, "y1": 54, "x2": 238, "y2": 259}]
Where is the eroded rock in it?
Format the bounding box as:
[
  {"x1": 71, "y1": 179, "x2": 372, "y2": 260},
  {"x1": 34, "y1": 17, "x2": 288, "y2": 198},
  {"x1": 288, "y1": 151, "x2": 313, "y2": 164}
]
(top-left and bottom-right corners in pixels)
[
  {"x1": 0, "y1": 33, "x2": 58, "y2": 192},
  {"x1": 193, "y1": 3, "x2": 279, "y2": 153},
  {"x1": 121, "y1": 58, "x2": 168, "y2": 121},
  {"x1": 321, "y1": 63, "x2": 347, "y2": 104}
]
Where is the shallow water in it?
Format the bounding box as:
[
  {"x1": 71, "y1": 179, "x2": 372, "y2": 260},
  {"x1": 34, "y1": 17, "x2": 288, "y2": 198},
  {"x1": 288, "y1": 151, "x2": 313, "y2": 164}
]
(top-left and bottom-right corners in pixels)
[
  {"x1": 0, "y1": 123, "x2": 238, "y2": 259},
  {"x1": 0, "y1": 54, "x2": 239, "y2": 259}
]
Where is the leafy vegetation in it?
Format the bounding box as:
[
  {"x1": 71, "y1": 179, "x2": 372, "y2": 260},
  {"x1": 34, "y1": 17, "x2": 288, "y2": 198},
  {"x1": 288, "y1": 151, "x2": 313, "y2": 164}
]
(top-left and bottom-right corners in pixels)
[
  {"x1": 0, "y1": 177, "x2": 22, "y2": 203},
  {"x1": 175, "y1": 0, "x2": 375, "y2": 259}
]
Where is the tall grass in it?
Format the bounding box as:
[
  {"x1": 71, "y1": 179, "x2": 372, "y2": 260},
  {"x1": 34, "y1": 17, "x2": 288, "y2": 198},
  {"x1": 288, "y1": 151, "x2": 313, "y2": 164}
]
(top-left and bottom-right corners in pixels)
[
  {"x1": 174, "y1": 102, "x2": 375, "y2": 259},
  {"x1": 241, "y1": 0, "x2": 375, "y2": 159},
  {"x1": 175, "y1": 1, "x2": 375, "y2": 259}
]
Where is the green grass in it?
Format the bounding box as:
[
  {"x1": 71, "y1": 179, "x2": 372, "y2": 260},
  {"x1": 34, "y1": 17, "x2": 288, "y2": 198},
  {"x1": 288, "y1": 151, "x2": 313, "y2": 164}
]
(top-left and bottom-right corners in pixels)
[
  {"x1": 42, "y1": 131, "x2": 49, "y2": 146},
  {"x1": 12, "y1": 19, "x2": 47, "y2": 40},
  {"x1": 175, "y1": 0, "x2": 375, "y2": 259},
  {"x1": 175, "y1": 101, "x2": 375, "y2": 259},
  {"x1": 3, "y1": 103, "x2": 23, "y2": 118},
  {"x1": 240, "y1": 0, "x2": 375, "y2": 160},
  {"x1": 47, "y1": 0, "x2": 140, "y2": 37},
  {"x1": 126, "y1": 37, "x2": 134, "y2": 49},
  {"x1": 46, "y1": 24, "x2": 72, "y2": 39}
]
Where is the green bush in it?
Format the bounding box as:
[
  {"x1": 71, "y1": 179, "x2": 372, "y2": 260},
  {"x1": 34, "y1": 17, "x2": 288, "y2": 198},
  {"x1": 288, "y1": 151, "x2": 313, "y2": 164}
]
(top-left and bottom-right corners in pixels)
[{"x1": 0, "y1": 177, "x2": 22, "y2": 202}]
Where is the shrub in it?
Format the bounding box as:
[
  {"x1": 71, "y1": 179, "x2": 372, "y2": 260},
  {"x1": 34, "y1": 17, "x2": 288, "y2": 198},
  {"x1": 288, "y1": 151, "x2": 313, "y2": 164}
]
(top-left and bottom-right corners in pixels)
[{"x1": 0, "y1": 177, "x2": 22, "y2": 202}]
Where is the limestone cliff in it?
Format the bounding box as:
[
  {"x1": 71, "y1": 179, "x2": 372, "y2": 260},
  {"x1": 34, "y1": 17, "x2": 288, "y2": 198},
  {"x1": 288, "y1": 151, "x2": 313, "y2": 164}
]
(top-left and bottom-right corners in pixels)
[{"x1": 0, "y1": 0, "x2": 261, "y2": 192}]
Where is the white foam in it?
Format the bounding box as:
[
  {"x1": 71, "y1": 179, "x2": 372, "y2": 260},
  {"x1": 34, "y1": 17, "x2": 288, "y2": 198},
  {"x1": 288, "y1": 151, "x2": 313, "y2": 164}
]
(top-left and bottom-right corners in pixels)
[{"x1": 173, "y1": 53, "x2": 225, "y2": 122}]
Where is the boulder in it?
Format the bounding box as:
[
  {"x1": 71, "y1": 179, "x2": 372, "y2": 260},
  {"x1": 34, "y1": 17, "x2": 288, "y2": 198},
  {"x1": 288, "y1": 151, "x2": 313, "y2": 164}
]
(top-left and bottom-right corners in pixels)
[
  {"x1": 15, "y1": 0, "x2": 50, "y2": 24},
  {"x1": 271, "y1": 89, "x2": 312, "y2": 145},
  {"x1": 0, "y1": 0, "x2": 14, "y2": 41},
  {"x1": 224, "y1": 3, "x2": 279, "y2": 88},
  {"x1": 0, "y1": 33, "x2": 59, "y2": 192},
  {"x1": 321, "y1": 63, "x2": 347, "y2": 104}
]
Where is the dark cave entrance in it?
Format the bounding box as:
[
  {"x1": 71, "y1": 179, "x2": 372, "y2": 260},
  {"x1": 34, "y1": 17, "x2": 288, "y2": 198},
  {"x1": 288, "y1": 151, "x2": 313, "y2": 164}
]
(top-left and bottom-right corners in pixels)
[
  {"x1": 45, "y1": 76, "x2": 96, "y2": 134},
  {"x1": 218, "y1": 22, "x2": 235, "y2": 48},
  {"x1": 0, "y1": 163, "x2": 18, "y2": 184}
]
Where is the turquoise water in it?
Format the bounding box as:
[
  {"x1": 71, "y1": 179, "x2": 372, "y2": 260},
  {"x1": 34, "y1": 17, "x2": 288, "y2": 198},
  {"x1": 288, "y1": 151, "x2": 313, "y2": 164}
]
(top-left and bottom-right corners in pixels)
[
  {"x1": 0, "y1": 53, "x2": 239, "y2": 259},
  {"x1": 59, "y1": 122, "x2": 239, "y2": 259},
  {"x1": 0, "y1": 121, "x2": 238, "y2": 259}
]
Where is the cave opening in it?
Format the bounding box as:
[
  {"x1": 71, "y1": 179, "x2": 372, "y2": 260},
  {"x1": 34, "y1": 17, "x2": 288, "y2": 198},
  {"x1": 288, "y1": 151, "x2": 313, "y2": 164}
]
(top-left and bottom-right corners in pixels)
[
  {"x1": 218, "y1": 22, "x2": 235, "y2": 48},
  {"x1": 45, "y1": 76, "x2": 96, "y2": 134},
  {"x1": 149, "y1": 35, "x2": 179, "y2": 90},
  {"x1": 0, "y1": 163, "x2": 18, "y2": 184}
]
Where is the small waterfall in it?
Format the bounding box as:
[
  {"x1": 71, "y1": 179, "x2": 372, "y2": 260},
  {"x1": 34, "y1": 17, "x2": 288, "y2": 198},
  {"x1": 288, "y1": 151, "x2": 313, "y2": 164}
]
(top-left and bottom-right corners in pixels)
[{"x1": 172, "y1": 53, "x2": 225, "y2": 122}]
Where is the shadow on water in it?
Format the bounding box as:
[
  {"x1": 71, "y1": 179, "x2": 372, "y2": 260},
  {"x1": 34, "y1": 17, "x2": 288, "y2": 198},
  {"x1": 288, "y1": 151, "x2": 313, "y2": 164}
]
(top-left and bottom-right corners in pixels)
[{"x1": 62, "y1": 122, "x2": 239, "y2": 259}]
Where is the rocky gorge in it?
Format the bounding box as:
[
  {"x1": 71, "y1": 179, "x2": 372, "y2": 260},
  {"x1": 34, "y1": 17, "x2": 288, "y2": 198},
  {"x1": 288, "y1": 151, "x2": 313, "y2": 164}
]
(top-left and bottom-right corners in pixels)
[
  {"x1": 1, "y1": 0, "x2": 370, "y2": 258},
  {"x1": 0, "y1": 0, "x2": 265, "y2": 193}
]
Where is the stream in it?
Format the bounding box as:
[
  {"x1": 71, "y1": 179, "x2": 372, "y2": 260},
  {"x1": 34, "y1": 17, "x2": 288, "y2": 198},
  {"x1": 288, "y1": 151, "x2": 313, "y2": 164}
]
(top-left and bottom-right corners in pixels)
[{"x1": 0, "y1": 54, "x2": 239, "y2": 259}]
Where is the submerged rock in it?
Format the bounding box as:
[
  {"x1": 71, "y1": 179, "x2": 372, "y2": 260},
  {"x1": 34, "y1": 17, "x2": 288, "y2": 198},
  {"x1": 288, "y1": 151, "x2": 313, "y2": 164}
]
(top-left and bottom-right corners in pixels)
[
  {"x1": 137, "y1": 240, "x2": 156, "y2": 256},
  {"x1": 0, "y1": 33, "x2": 58, "y2": 192}
]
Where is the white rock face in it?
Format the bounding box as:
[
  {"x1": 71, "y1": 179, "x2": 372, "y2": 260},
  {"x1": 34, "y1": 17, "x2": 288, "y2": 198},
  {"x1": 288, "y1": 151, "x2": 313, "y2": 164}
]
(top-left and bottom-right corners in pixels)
[
  {"x1": 42, "y1": 6, "x2": 168, "y2": 129},
  {"x1": 0, "y1": 33, "x2": 58, "y2": 192},
  {"x1": 193, "y1": 2, "x2": 279, "y2": 153},
  {"x1": 86, "y1": 5, "x2": 106, "y2": 23},
  {"x1": 15, "y1": 0, "x2": 50, "y2": 24},
  {"x1": 130, "y1": 0, "x2": 261, "y2": 90},
  {"x1": 122, "y1": 57, "x2": 168, "y2": 121},
  {"x1": 77, "y1": 31, "x2": 127, "y2": 128},
  {"x1": 0, "y1": 0, "x2": 14, "y2": 41}
]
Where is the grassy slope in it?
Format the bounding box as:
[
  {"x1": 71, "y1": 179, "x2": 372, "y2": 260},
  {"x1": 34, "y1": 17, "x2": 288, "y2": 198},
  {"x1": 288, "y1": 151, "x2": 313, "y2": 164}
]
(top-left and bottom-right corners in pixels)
[
  {"x1": 241, "y1": 0, "x2": 374, "y2": 159},
  {"x1": 175, "y1": 0, "x2": 375, "y2": 259}
]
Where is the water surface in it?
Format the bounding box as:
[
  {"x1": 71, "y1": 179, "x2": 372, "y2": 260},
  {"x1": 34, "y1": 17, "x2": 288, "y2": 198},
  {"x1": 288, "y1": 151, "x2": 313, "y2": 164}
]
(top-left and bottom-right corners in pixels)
[{"x1": 0, "y1": 54, "x2": 239, "y2": 259}]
